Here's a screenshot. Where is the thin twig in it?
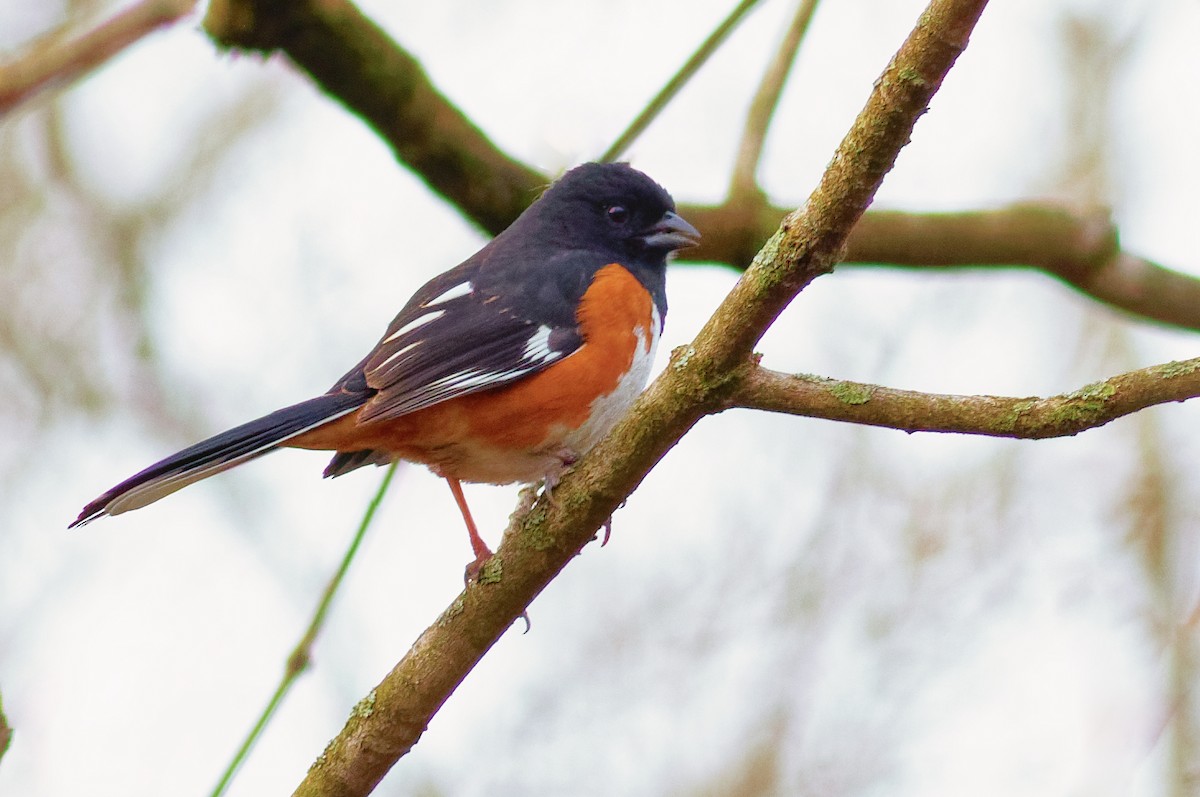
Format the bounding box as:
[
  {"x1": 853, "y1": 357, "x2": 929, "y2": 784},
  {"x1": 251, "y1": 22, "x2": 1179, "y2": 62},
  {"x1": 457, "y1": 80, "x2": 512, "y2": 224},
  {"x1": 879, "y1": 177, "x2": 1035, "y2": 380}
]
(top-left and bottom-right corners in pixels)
[
  {"x1": 729, "y1": 0, "x2": 821, "y2": 198},
  {"x1": 599, "y1": 0, "x2": 766, "y2": 163},
  {"x1": 0, "y1": 0, "x2": 198, "y2": 115},
  {"x1": 209, "y1": 462, "x2": 400, "y2": 797}
]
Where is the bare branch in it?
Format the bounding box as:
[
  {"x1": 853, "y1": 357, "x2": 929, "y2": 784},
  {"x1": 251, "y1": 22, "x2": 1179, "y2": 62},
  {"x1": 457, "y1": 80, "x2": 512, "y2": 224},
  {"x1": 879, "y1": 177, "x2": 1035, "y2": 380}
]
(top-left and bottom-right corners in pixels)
[
  {"x1": 683, "y1": 202, "x2": 1200, "y2": 333},
  {"x1": 842, "y1": 207, "x2": 1200, "y2": 333},
  {"x1": 292, "y1": 1, "x2": 990, "y2": 794},
  {"x1": 199, "y1": 0, "x2": 1200, "y2": 335},
  {"x1": 729, "y1": 0, "x2": 821, "y2": 198},
  {"x1": 728, "y1": 359, "x2": 1200, "y2": 438},
  {"x1": 204, "y1": 0, "x2": 543, "y2": 236},
  {"x1": 0, "y1": 0, "x2": 197, "y2": 115}
]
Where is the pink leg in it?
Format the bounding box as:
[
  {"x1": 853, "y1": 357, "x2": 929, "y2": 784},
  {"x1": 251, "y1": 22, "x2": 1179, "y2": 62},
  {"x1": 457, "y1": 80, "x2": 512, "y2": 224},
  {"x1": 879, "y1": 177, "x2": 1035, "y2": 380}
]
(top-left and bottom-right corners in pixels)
[
  {"x1": 446, "y1": 477, "x2": 492, "y2": 576},
  {"x1": 448, "y1": 478, "x2": 530, "y2": 630}
]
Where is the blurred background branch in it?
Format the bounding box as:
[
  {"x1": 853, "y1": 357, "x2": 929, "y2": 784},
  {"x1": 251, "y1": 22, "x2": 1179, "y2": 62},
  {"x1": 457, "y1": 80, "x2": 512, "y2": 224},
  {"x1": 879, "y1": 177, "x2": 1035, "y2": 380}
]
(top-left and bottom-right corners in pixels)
[
  {"x1": 203, "y1": 0, "x2": 545, "y2": 237},
  {"x1": 728, "y1": 0, "x2": 820, "y2": 200},
  {"x1": 197, "y1": 0, "x2": 1200, "y2": 334},
  {"x1": 691, "y1": 202, "x2": 1200, "y2": 331},
  {"x1": 0, "y1": 0, "x2": 197, "y2": 114}
]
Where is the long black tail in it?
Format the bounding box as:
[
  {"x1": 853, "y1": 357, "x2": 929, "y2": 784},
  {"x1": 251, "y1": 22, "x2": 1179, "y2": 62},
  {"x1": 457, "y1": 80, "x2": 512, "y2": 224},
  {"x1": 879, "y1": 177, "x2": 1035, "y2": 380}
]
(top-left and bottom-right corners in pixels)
[{"x1": 71, "y1": 392, "x2": 365, "y2": 527}]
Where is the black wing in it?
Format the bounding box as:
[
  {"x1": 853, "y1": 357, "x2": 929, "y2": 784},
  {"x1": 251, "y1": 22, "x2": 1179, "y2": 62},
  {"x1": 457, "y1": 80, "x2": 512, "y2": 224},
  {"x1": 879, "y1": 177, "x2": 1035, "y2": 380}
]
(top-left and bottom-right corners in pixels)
[{"x1": 332, "y1": 251, "x2": 595, "y2": 424}]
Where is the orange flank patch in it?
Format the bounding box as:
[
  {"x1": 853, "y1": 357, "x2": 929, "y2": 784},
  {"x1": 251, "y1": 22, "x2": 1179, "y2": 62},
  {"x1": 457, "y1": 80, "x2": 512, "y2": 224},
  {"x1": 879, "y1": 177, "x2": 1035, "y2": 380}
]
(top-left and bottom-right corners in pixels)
[{"x1": 290, "y1": 263, "x2": 656, "y2": 483}]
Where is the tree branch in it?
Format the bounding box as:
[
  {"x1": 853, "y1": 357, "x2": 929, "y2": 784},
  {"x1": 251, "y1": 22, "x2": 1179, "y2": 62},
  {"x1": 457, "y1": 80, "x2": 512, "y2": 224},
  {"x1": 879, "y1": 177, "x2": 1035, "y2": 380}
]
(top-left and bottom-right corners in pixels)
[
  {"x1": 729, "y1": 359, "x2": 1200, "y2": 438},
  {"x1": 683, "y1": 202, "x2": 1200, "y2": 332},
  {"x1": 292, "y1": 1, "x2": 990, "y2": 794},
  {"x1": 203, "y1": 0, "x2": 543, "y2": 236},
  {"x1": 201, "y1": 0, "x2": 1200, "y2": 334},
  {"x1": 0, "y1": 0, "x2": 197, "y2": 115}
]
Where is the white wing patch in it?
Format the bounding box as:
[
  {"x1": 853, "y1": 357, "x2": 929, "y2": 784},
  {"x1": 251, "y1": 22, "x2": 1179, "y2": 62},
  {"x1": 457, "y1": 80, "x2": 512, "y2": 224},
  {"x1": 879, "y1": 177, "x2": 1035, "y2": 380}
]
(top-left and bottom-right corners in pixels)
[
  {"x1": 383, "y1": 310, "x2": 444, "y2": 344},
  {"x1": 521, "y1": 325, "x2": 562, "y2": 365},
  {"x1": 100, "y1": 404, "x2": 362, "y2": 517},
  {"x1": 416, "y1": 325, "x2": 564, "y2": 398},
  {"x1": 389, "y1": 367, "x2": 528, "y2": 413},
  {"x1": 423, "y1": 281, "x2": 473, "y2": 307},
  {"x1": 376, "y1": 339, "x2": 424, "y2": 370},
  {"x1": 369, "y1": 325, "x2": 571, "y2": 417},
  {"x1": 428, "y1": 368, "x2": 518, "y2": 393}
]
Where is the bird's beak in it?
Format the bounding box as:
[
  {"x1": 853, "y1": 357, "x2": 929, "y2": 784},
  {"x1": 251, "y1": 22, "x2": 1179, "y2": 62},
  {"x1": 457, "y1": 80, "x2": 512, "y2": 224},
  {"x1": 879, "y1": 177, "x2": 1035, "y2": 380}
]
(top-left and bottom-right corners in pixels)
[{"x1": 641, "y1": 211, "x2": 701, "y2": 251}]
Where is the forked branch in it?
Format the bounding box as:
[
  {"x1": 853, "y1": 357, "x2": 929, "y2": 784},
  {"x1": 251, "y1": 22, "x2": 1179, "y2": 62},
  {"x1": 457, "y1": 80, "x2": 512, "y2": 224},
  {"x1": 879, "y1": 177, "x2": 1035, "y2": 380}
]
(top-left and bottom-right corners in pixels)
[
  {"x1": 201, "y1": 0, "x2": 1200, "y2": 334},
  {"x1": 291, "y1": 1, "x2": 991, "y2": 794}
]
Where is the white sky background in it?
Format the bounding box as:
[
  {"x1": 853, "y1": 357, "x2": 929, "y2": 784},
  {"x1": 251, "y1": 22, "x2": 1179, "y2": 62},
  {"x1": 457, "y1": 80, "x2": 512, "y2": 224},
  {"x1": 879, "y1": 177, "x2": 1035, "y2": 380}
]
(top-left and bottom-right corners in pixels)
[{"x1": 2, "y1": 0, "x2": 1200, "y2": 795}]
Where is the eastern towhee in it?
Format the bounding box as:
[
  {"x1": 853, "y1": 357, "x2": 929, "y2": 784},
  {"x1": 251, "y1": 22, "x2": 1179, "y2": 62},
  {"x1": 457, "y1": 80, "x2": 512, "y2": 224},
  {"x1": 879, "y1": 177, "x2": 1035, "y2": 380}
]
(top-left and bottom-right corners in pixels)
[{"x1": 72, "y1": 162, "x2": 700, "y2": 572}]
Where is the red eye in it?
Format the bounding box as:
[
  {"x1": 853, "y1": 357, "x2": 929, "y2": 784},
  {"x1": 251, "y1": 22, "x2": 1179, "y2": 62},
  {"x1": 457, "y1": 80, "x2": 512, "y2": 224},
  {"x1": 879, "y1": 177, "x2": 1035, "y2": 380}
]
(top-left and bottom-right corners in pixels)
[{"x1": 606, "y1": 205, "x2": 629, "y2": 225}]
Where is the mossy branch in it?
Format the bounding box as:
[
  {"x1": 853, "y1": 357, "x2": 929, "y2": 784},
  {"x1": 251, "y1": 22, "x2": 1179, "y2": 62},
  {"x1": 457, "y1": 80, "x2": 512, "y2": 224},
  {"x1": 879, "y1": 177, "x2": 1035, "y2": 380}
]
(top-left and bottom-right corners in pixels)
[
  {"x1": 292, "y1": 1, "x2": 990, "y2": 794},
  {"x1": 729, "y1": 359, "x2": 1200, "y2": 437}
]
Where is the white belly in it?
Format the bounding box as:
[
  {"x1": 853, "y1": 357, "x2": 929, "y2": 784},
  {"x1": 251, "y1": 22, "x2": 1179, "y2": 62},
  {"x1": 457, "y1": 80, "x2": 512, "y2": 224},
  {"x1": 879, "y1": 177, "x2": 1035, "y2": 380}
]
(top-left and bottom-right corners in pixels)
[
  {"x1": 429, "y1": 306, "x2": 661, "y2": 486},
  {"x1": 559, "y1": 317, "x2": 659, "y2": 456}
]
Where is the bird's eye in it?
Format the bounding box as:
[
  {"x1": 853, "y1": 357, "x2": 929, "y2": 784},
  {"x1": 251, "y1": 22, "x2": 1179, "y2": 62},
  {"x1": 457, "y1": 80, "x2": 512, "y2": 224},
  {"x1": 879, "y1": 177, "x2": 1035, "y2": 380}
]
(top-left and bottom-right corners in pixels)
[{"x1": 606, "y1": 205, "x2": 629, "y2": 225}]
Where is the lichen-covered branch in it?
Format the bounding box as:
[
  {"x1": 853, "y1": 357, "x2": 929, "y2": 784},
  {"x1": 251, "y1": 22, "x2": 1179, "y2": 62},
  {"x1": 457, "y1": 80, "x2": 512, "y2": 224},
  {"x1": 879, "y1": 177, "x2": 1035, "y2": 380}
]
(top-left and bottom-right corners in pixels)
[
  {"x1": 729, "y1": 359, "x2": 1200, "y2": 438},
  {"x1": 292, "y1": 1, "x2": 990, "y2": 794},
  {"x1": 0, "y1": 0, "x2": 197, "y2": 115}
]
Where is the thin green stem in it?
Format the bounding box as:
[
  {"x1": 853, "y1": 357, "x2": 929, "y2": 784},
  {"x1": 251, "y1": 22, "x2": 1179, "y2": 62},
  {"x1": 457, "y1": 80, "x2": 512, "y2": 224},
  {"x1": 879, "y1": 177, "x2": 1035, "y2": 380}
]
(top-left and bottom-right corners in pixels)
[
  {"x1": 599, "y1": 0, "x2": 765, "y2": 163},
  {"x1": 209, "y1": 461, "x2": 401, "y2": 797},
  {"x1": 0, "y1": 688, "x2": 11, "y2": 766}
]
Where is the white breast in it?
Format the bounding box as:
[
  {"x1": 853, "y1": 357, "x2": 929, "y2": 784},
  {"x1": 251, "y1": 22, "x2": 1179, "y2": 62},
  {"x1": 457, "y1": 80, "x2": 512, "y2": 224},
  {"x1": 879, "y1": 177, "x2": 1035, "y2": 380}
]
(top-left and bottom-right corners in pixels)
[{"x1": 560, "y1": 304, "x2": 661, "y2": 456}]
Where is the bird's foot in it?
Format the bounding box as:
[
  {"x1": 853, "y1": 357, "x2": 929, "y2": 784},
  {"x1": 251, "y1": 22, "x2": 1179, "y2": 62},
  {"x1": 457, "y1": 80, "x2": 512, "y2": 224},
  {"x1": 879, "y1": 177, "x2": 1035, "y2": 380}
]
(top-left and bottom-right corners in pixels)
[{"x1": 463, "y1": 548, "x2": 495, "y2": 585}]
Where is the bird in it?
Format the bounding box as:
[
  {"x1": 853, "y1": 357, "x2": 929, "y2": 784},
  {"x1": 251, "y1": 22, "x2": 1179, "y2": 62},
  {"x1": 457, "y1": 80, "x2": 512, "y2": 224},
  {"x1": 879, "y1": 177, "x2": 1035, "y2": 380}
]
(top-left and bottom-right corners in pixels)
[{"x1": 71, "y1": 162, "x2": 700, "y2": 574}]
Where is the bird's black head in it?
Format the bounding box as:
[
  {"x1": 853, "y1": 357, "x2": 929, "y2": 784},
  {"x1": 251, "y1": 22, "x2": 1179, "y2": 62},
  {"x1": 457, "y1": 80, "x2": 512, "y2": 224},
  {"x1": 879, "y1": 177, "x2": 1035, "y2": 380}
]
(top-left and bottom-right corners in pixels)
[{"x1": 525, "y1": 162, "x2": 700, "y2": 262}]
